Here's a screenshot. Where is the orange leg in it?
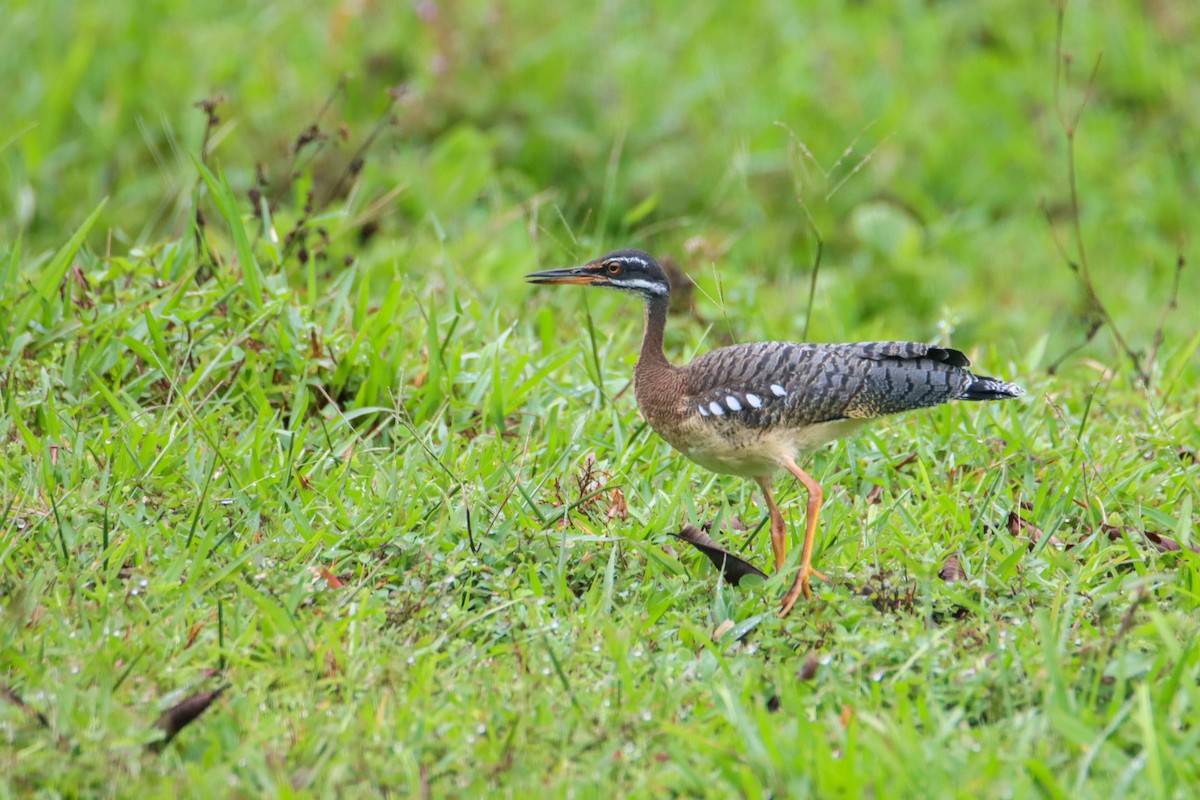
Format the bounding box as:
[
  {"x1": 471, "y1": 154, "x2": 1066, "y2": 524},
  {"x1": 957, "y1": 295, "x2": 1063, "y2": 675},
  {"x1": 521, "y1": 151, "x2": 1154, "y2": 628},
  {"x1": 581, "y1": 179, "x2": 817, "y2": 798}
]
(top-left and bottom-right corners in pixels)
[
  {"x1": 778, "y1": 457, "x2": 828, "y2": 617},
  {"x1": 755, "y1": 476, "x2": 787, "y2": 573}
]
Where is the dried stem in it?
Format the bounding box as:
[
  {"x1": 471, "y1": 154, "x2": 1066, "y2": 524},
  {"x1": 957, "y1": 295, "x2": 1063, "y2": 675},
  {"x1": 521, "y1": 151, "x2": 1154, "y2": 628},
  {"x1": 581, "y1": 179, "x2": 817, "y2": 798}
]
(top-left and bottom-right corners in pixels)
[
  {"x1": 1045, "y1": 3, "x2": 1151, "y2": 385},
  {"x1": 1145, "y1": 255, "x2": 1185, "y2": 375}
]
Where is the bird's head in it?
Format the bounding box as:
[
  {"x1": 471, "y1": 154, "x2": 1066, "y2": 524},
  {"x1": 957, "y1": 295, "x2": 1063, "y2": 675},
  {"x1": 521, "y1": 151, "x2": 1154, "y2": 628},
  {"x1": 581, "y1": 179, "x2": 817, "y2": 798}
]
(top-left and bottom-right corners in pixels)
[{"x1": 526, "y1": 249, "x2": 670, "y2": 301}]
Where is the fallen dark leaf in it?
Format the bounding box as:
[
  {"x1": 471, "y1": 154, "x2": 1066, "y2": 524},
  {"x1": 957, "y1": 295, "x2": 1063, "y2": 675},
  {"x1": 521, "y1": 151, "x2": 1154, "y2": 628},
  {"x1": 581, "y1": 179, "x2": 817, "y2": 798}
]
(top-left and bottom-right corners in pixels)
[
  {"x1": 797, "y1": 652, "x2": 820, "y2": 681},
  {"x1": 728, "y1": 515, "x2": 748, "y2": 532},
  {"x1": 1102, "y1": 524, "x2": 1200, "y2": 555},
  {"x1": 1, "y1": 683, "x2": 50, "y2": 728},
  {"x1": 892, "y1": 452, "x2": 919, "y2": 471},
  {"x1": 674, "y1": 525, "x2": 768, "y2": 586},
  {"x1": 1007, "y1": 510, "x2": 1066, "y2": 551},
  {"x1": 865, "y1": 484, "x2": 884, "y2": 505},
  {"x1": 150, "y1": 685, "x2": 228, "y2": 752},
  {"x1": 766, "y1": 695, "x2": 782, "y2": 713},
  {"x1": 938, "y1": 554, "x2": 966, "y2": 583}
]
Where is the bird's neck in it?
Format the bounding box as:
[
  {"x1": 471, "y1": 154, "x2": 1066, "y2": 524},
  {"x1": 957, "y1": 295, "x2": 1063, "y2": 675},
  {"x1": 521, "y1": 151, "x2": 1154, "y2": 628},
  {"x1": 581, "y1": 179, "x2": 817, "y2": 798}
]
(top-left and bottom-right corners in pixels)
[
  {"x1": 633, "y1": 293, "x2": 683, "y2": 425},
  {"x1": 637, "y1": 294, "x2": 673, "y2": 373}
]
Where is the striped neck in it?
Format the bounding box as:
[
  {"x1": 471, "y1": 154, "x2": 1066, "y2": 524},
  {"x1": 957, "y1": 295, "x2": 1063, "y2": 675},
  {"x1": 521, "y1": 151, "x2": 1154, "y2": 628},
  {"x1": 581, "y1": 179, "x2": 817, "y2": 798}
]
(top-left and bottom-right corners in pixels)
[
  {"x1": 633, "y1": 293, "x2": 685, "y2": 431},
  {"x1": 638, "y1": 294, "x2": 673, "y2": 373}
]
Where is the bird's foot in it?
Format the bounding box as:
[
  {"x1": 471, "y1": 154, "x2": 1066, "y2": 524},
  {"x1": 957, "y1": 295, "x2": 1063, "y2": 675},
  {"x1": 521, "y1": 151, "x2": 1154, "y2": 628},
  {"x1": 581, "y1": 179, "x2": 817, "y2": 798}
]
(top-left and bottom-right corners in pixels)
[{"x1": 777, "y1": 566, "x2": 829, "y2": 617}]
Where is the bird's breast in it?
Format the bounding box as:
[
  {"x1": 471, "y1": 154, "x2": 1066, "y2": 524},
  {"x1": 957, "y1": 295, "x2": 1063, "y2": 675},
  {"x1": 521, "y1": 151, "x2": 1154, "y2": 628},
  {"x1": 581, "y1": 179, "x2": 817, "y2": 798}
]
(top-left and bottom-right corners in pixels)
[{"x1": 643, "y1": 404, "x2": 867, "y2": 479}]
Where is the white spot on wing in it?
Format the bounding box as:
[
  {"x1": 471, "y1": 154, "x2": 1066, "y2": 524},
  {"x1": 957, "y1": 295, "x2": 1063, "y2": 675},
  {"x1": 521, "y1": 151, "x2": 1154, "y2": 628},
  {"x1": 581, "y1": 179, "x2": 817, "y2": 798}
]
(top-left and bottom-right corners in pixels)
[
  {"x1": 725, "y1": 395, "x2": 742, "y2": 411},
  {"x1": 746, "y1": 393, "x2": 762, "y2": 408},
  {"x1": 770, "y1": 384, "x2": 787, "y2": 397},
  {"x1": 708, "y1": 401, "x2": 724, "y2": 416},
  {"x1": 698, "y1": 405, "x2": 709, "y2": 417}
]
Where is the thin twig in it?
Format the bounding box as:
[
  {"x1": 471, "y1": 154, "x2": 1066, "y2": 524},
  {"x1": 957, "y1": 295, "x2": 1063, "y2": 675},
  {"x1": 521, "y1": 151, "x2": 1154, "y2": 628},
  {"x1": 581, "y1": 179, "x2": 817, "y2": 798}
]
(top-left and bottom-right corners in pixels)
[
  {"x1": 1045, "y1": 3, "x2": 1150, "y2": 385},
  {"x1": 1, "y1": 683, "x2": 51, "y2": 728},
  {"x1": 278, "y1": 77, "x2": 348, "y2": 194},
  {"x1": 775, "y1": 123, "x2": 826, "y2": 341},
  {"x1": 1145, "y1": 255, "x2": 1185, "y2": 375},
  {"x1": 318, "y1": 86, "x2": 402, "y2": 209}
]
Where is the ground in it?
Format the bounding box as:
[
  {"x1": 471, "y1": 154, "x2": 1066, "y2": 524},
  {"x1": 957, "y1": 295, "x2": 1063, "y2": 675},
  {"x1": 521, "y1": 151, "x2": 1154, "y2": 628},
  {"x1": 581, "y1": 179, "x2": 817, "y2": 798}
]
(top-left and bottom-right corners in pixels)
[{"x1": 2, "y1": 1, "x2": 1199, "y2": 797}]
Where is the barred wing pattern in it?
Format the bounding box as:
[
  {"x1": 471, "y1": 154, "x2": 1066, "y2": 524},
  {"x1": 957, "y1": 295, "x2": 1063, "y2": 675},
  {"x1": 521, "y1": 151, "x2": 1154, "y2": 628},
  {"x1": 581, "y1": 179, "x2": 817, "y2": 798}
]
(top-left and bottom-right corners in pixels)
[{"x1": 682, "y1": 341, "x2": 1021, "y2": 428}]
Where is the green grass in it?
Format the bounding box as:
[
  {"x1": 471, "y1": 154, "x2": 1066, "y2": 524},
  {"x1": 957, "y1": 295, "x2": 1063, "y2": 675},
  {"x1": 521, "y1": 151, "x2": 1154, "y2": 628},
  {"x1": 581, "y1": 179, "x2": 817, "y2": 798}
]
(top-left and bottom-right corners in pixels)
[{"x1": 3, "y1": 0, "x2": 1200, "y2": 797}]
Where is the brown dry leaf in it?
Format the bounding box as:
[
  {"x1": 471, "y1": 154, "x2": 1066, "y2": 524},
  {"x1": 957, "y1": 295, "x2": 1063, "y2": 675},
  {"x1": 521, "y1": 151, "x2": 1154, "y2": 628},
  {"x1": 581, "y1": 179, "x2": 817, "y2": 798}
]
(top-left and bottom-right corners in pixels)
[
  {"x1": 865, "y1": 484, "x2": 884, "y2": 505},
  {"x1": 797, "y1": 652, "x2": 820, "y2": 681},
  {"x1": 1007, "y1": 510, "x2": 1066, "y2": 551},
  {"x1": 712, "y1": 619, "x2": 736, "y2": 641},
  {"x1": 728, "y1": 515, "x2": 749, "y2": 532},
  {"x1": 939, "y1": 554, "x2": 966, "y2": 583},
  {"x1": 674, "y1": 525, "x2": 768, "y2": 587},
  {"x1": 607, "y1": 487, "x2": 628, "y2": 521},
  {"x1": 1102, "y1": 524, "x2": 1200, "y2": 555},
  {"x1": 311, "y1": 566, "x2": 345, "y2": 589},
  {"x1": 150, "y1": 686, "x2": 228, "y2": 752},
  {"x1": 184, "y1": 621, "x2": 205, "y2": 651}
]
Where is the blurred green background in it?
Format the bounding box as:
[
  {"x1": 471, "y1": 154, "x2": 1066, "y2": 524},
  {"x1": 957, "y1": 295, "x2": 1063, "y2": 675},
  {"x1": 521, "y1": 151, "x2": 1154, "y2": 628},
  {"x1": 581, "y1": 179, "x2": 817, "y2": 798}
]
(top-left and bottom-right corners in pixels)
[{"x1": 3, "y1": 0, "x2": 1196, "y2": 356}]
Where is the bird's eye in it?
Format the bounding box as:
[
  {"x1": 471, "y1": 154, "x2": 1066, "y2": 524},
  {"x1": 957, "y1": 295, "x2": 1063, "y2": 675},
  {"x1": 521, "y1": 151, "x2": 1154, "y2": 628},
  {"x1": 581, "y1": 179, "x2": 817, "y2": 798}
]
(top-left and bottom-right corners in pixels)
[{"x1": 605, "y1": 260, "x2": 622, "y2": 275}]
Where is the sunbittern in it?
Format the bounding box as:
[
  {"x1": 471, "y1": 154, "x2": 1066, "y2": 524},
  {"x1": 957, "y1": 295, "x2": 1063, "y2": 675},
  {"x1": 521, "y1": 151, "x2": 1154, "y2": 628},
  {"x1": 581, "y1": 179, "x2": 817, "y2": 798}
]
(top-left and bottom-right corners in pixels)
[{"x1": 527, "y1": 249, "x2": 1022, "y2": 616}]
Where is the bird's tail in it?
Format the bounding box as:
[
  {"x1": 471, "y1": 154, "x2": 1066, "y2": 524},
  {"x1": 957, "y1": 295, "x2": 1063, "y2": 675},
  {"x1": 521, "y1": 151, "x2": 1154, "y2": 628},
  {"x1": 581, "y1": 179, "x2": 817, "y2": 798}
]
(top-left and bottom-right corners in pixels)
[{"x1": 961, "y1": 374, "x2": 1024, "y2": 401}]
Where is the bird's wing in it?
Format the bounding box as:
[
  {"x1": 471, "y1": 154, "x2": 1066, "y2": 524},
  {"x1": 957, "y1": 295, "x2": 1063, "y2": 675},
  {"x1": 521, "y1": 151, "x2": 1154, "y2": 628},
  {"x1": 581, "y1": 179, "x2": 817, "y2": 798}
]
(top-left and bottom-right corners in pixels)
[{"x1": 682, "y1": 340, "x2": 985, "y2": 427}]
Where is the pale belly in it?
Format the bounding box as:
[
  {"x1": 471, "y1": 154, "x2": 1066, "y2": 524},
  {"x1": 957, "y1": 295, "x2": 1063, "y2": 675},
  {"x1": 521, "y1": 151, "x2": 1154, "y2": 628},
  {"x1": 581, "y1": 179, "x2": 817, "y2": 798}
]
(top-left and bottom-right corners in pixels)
[{"x1": 653, "y1": 417, "x2": 869, "y2": 479}]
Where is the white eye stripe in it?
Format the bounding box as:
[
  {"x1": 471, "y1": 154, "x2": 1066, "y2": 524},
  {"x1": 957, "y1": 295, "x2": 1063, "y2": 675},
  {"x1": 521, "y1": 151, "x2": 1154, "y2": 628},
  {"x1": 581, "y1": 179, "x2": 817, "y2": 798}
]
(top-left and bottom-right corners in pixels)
[
  {"x1": 770, "y1": 384, "x2": 787, "y2": 397},
  {"x1": 616, "y1": 277, "x2": 668, "y2": 296}
]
